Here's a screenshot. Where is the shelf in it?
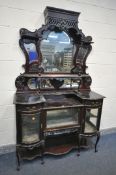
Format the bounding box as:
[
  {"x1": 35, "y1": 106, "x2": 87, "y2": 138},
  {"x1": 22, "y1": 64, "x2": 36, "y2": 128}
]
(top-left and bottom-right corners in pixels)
[
  {"x1": 21, "y1": 73, "x2": 90, "y2": 78},
  {"x1": 45, "y1": 144, "x2": 77, "y2": 155},
  {"x1": 84, "y1": 122, "x2": 97, "y2": 133},
  {"x1": 14, "y1": 93, "x2": 46, "y2": 105}
]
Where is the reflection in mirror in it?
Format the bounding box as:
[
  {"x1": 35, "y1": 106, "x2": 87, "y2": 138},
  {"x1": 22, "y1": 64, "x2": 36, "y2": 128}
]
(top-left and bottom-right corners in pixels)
[
  {"x1": 71, "y1": 78, "x2": 80, "y2": 88},
  {"x1": 24, "y1": 43, "x2": 38, "y2": 63},
  {"x1": 61, "y1": 78, "x2": 79, "y2": 88},
  {"x1": 41, "y1": 78, "x2": 51, "y2": 88},
  {"x1": 41, "y1": 31, "x2": 74, "y2": 72},
  {"x1": 28, "y1": 78, "x2": 40, "y2": 89},
  {"x1": 40, "y1": 78, "x2": 79, "y2": 89}
]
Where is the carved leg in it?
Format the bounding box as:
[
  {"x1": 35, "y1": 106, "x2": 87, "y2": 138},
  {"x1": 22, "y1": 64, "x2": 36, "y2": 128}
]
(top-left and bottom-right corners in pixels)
[
  {"x1": 95, "y1": 132, "x2": 100, "y2": 153},
  {"x1": 16, "y1": 151, "x2": 20, "y2": 171},
  {"x1": 41, "y1": 154, "x2": 44, "y2": 165},
  {"x1": 77, "y1": 134, "x2": 80, "y2": 156},
  {"x1": 41, "y1": 146, "x2": 44, "y2": 165}
]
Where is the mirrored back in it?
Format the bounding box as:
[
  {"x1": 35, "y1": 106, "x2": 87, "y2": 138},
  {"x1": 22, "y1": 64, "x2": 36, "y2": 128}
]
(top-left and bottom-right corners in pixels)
[{"x1": 40, "y1": 31, "x2": 74, "y2": 73}]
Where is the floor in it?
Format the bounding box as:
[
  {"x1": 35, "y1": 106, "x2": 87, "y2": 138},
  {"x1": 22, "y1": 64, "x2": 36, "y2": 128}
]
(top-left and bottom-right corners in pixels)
[{"x1": 0, "y1": 133, "x2": 116, "y2": 175}]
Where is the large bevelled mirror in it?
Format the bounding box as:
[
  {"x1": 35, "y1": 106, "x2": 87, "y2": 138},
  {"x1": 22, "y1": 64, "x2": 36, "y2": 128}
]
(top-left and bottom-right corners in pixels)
[{"x1": 40, "y1": 31, "x2": 74, "y2": 73}]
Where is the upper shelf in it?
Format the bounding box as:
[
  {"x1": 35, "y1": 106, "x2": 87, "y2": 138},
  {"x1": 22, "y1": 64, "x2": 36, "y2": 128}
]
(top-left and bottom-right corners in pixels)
[
  {"x1": 76, "y1": 91, "x2": 105, "y2": 100},
  {"x1": 21, "y1": 73, "x2": 90, "y2": 78}
]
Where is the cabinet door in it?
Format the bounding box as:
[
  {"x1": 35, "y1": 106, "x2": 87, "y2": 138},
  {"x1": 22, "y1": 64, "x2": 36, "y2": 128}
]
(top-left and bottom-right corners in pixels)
[
  {"x1": 46, "y1": 108, "x2": 80, "y2": 129},
  {"x1": 84, "y1": 108, "x2": 101, "y2": 133},
  {"x1": 21, "y1": 112, "x2": 41, "y2": 144}
]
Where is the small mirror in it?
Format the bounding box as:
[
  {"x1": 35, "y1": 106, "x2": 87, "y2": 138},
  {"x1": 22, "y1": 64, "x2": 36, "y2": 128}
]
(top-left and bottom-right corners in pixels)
[
  {"x1": 24, "y1": 43, "x2": 38, "y2": 63},
  {"x1": 40, "y1": 78, "x2": 79, "y2": 89},
  {"x1": 40, "y1": 31, "x2": 74, "y2": 72},
  {"x1": 28, "y1": 78, "x2": 40, "y2": 89}
]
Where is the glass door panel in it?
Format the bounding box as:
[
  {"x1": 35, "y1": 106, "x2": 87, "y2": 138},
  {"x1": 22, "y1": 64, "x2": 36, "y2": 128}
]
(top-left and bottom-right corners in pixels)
[
  {"x1": 84, "y1": 108, "x2": 98, "y2": 133},
  {"x1": 21, "y1": 112, "x2": 40, "y2": 144},
  {"x1": 46, "y1": 108, "x2": 79, "y2": 129}
]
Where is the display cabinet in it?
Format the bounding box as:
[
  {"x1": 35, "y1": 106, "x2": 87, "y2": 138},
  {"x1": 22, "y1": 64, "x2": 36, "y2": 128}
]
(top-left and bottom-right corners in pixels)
[{"x1": 14, "y1": 6, "x2": 104, "y2": 170}]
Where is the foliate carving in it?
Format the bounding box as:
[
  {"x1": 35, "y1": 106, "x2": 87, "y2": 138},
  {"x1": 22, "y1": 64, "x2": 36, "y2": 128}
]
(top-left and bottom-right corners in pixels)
[
  {"x1": 29, "y1": 63, "x2": 44, "y2": 73},
  {"x1": 83, "y1": 36, "x2": 92, "y2": 43},
  {"x1": 74, "y1": 42, "x2": 92, "y2": 74},
  {"x1": 20, "y1": 28, "x2": 37, "y2": 39},
  {"x1": 84, "y1": 76, "x2": 92, "y2": 86},
  {"x1": 78, "y1": 76, "x2": 92, "y2": 91},
  {"x1": 36, "y1": 24, "x2": 49, "y2": 39},
  {"x1": 29, "y1": 63, "x2": 39, "y2": 73},
  {"x1": 84, "y1": 100, "x2": 103, "y2": 107},
  {"x1": 15, "y1": 75, "x2": 27, "y2": 90},
  {"x1": 77, "y1": 29, "x2": 92, "y2": 44},
  {"x1": 71, "y1": 65, "x2": 83, "y2": 75},
  {"x1": 47, "y1": 17, "x2": 78, "y2": 29}
]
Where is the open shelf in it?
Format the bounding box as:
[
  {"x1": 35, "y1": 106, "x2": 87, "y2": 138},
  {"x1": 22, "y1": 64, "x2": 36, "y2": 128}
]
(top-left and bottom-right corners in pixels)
[{"x1": 84, "y1": 122, "x2": 97, "y2": 133}]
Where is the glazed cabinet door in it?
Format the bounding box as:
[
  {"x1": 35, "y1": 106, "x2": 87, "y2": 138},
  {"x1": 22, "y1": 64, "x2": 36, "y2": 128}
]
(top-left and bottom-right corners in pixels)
[
  {"x1": 83, "y1": 106, "x2": 102, "y2": 134},
  {"x1": 21, "y1": 112, "x2": 41, "y2": 144},
  {"x1": 17, "y1": 111, "x2": 42, "y2": 145}
]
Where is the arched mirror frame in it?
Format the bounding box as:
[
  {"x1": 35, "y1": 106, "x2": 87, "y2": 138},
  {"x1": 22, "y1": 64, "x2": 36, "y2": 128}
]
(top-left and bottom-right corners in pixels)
[
  {"x1": 19, "y1": 29, "x2": 43, "y2": 73},
  {"x1": 19, "y1": 8, "x2": 93, "y2": 75},
  {"x1": 41, "y1": 28, "x2": 73, "y2": 72},
  {"x1": 40, "y1": 29, "x2": 74, "y2": 73}
]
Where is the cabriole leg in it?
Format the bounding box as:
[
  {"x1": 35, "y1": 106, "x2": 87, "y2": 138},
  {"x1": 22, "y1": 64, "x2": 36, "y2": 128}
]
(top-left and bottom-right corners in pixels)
[
  {"x1": 16, "y1": 151, "x2": 21, "y2": 171},
  {"x1": 95, "y1": 132, "x2": 100, "y2": 152},
  {"x1": 77, "y1": 134, "x2": 81, "y2": 156},
  {"x1": 41, "y1": 146, "x2": 44, "y2": 164}
]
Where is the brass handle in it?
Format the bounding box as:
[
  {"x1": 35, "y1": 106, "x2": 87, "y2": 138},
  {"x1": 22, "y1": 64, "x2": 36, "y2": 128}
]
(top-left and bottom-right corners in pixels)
[{"x1": 32, "y1": 117, "x2": 35, "y2": 121}]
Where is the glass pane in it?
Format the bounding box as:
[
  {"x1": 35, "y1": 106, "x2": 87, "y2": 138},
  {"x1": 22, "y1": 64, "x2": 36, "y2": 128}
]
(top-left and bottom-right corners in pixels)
[
  {"x1": 24, "y1": 43, "x2": 38, "y2": 63},
  {"x1": 41, "y1": 31, "x2": 74, "y2": 72},
  {"x1": 84, "y1": 108, "x2": 98, "y2": 133},
  {"x1": 22, "y1": 113, "x2": 40, "y2": 144},
  {"x1": 40, "y1": 78, "x2": 79, "y2": 89},
  {"x1": 28, "y1": 78, "x2": 40, "y2": 89},
  {"x1": 46, "y1": 108, "x2": 79, "y2": 128}
]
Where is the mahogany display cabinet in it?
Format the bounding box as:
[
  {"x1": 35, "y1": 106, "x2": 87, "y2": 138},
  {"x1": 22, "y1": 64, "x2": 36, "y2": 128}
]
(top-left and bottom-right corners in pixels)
[{"x1": 14, "y1": 7, "x2": 105, "y2": 170}]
